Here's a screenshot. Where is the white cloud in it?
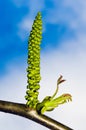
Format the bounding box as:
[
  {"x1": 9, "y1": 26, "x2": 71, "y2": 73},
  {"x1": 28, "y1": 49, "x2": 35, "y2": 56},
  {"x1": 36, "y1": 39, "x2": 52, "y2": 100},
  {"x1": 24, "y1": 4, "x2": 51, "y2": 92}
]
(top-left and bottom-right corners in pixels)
[
  {"x1": 27, "y1": 0, "x2": 45, "y2": 16},
  {"x1": 19, "y1": 18, "x2": 33, "y2": 31},
  {"x1": 0, "y1": 65, "x2": 27, "y2": 103},
  {"x1": 13, "y1": 0, "x2": 45, "y2": 13},
  {"x1": 12, "y1": 0, "x2": 28, "y2": 7},
  {"x1": 17, "y1": 18, "x2": 33, "y2": 40},
  {"x1": 45, "y1": 0, "x2": 86, "y2": 34},
  {"x1": 17, "y1": 0, "x2": 45, "y2": 40}
]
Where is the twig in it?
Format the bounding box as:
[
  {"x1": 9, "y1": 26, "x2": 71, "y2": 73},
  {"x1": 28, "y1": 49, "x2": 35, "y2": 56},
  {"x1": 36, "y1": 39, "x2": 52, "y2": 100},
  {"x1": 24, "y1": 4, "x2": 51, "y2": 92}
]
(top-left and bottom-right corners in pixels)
[{"x1": 0, "y1": 100, "x2": 73, "y2": 130}]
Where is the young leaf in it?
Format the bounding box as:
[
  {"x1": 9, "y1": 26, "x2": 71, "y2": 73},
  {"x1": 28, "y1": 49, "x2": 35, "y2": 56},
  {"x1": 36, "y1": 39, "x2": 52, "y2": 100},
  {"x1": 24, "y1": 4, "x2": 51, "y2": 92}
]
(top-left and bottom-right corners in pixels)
[{"x1": 37, "y1": 76, "x2": 72, "y2": 114}]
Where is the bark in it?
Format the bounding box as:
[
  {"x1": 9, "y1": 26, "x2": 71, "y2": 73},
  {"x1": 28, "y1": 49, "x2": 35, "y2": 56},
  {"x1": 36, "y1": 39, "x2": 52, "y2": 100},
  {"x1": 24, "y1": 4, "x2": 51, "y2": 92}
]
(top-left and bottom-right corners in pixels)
[{"x1": 0, "y1": 100, "x2": 73, "y2": 130}]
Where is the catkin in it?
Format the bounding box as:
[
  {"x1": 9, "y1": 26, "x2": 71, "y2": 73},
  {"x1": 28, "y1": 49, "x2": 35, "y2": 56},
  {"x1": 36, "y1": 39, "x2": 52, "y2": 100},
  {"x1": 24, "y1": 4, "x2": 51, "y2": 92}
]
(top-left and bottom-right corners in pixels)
[{"x1": 25, "y1": 12, "x2": 42, "y2": 108}]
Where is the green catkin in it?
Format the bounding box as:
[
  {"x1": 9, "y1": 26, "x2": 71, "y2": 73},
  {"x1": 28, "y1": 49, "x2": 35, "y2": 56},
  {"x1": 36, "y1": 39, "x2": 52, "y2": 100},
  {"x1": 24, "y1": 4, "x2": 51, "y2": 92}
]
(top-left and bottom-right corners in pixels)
[{"x1": 25, "y1": 12, "x2": 42, "y2": 108}]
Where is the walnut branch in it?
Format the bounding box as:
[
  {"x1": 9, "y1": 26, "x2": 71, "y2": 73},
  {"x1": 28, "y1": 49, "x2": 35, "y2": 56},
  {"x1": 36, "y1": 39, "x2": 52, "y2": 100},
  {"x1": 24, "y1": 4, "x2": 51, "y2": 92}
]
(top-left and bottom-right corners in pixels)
[{"x1": 0, "y1": 100, "x2": 73, "y2": 130}]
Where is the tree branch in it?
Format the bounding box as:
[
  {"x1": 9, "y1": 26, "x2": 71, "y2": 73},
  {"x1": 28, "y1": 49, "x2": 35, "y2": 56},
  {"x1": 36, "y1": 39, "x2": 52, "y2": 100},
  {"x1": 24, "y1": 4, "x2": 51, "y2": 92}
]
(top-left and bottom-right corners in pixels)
[{"x1": 0, "y1": 100, "x2": 73, "y2": 130}]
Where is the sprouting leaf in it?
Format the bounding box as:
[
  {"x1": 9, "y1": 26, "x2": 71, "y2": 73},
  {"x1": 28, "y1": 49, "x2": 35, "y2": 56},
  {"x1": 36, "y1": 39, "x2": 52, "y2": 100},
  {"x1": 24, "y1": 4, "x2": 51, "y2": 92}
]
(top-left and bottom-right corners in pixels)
[
  {"x1": 57, "y1": 75, "x2": 66, "y2": 85},
  {"x1": 37, "y1": 75, "x2": 72, "y2": 114}
]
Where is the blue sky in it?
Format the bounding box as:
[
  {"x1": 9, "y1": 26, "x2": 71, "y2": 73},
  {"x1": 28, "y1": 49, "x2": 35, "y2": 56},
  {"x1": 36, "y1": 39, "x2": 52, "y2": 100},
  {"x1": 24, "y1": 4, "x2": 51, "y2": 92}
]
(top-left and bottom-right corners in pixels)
[{"x1": 0, "y1": 0, "x2": 86, "y2": 130}]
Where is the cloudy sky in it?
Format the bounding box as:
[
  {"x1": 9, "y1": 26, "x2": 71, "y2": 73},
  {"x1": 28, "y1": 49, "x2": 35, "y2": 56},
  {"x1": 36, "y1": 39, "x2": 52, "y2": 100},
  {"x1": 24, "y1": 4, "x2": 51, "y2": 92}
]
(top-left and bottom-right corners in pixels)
[{"x1": 0, "y1": 0, "x2": 86, "y2": 130}]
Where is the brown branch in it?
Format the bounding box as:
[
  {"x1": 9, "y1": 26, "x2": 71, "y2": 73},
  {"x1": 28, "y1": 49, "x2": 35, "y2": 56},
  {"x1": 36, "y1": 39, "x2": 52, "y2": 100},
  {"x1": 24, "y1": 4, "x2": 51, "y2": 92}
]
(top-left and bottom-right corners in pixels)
[{"x1": 0, "y1": 100, "x2": 73, "y2": 130}]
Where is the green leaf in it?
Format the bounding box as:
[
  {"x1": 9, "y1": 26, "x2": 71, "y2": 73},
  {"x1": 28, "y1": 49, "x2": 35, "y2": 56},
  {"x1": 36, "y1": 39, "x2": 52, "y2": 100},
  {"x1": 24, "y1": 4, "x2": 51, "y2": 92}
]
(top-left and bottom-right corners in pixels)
[{"x1": 36, "y1": 75, "x2": 72, "y2": 114}]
